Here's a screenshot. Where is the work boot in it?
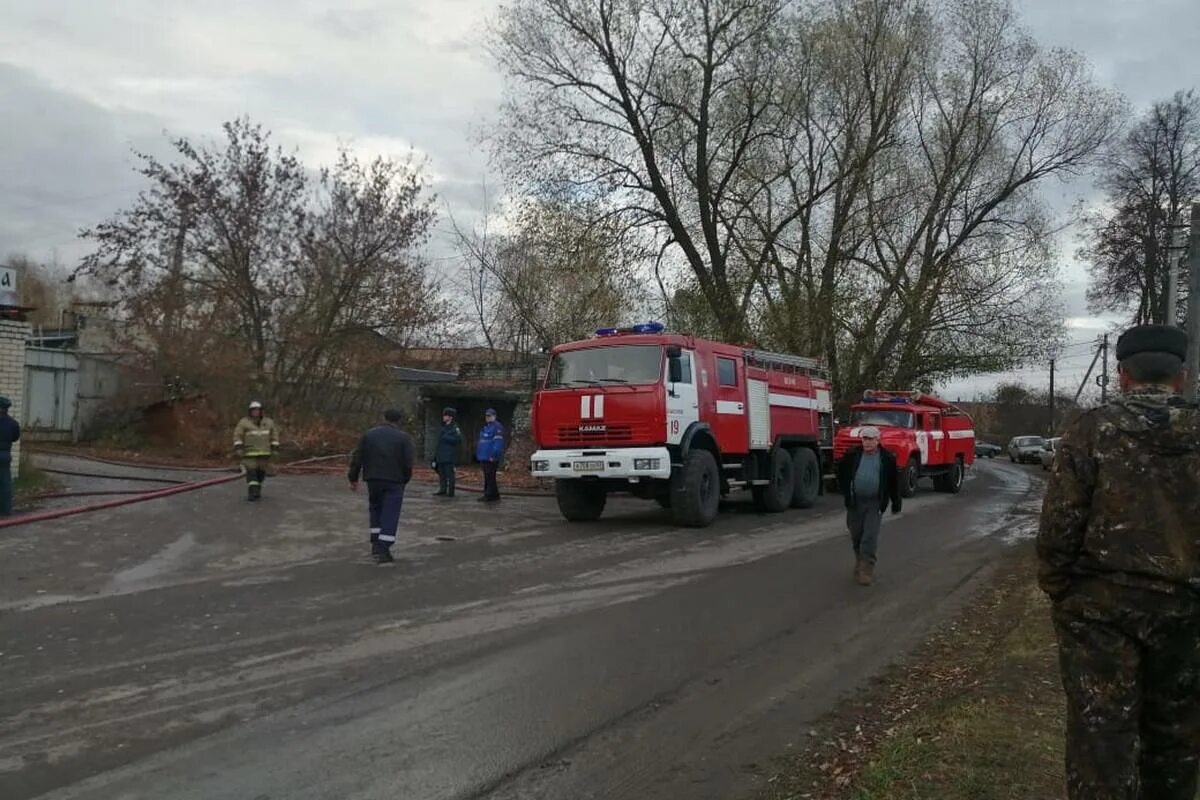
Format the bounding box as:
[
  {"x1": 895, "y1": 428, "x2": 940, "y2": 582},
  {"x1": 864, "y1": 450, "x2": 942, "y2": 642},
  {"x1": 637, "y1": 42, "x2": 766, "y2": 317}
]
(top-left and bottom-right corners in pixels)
[
  {"x1": 433, "y1": 489, "x2": 446, "y2": 496},
  {"x1": 857, "y1": 562, "x2": 874, "y2": 586},
  {"x1": 853, "y1": 556, "x2": 862, "y2": 581},
  {"x1": 372, "y1": 550, "x2": 395, "y2": 566}
]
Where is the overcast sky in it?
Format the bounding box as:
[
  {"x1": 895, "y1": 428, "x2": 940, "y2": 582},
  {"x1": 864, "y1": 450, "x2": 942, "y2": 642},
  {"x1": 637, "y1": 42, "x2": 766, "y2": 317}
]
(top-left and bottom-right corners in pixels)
[{"x1": 1, "y1": 0, "x2": 1197, "y2": 400}]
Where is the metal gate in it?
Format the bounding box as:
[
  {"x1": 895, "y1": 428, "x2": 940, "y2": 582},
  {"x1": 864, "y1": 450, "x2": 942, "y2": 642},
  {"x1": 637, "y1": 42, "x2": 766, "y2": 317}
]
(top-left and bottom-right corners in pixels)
[{"x1": 24, "y1": 347, "x2": 79, "y2": 440}]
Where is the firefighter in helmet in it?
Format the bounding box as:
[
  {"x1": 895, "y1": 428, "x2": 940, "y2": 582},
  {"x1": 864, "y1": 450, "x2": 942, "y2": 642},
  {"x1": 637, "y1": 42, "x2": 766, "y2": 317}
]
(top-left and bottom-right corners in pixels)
[{"x1": 233, "y1": 401, "x2": 280, "y2": 500}]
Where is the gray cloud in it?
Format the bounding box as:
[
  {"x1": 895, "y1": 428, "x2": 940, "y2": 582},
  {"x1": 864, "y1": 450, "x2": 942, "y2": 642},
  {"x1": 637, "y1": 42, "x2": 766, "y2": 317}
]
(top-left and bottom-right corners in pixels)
[{"x1": 0, "y1": 63, "x2": 168, "y2": 265}]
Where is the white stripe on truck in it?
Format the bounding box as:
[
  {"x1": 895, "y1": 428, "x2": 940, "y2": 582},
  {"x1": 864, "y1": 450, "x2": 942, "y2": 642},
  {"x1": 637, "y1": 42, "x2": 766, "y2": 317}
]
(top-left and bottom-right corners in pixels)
[{"x1": 768, "y1": 393, "x2": 816, "y2": 409}]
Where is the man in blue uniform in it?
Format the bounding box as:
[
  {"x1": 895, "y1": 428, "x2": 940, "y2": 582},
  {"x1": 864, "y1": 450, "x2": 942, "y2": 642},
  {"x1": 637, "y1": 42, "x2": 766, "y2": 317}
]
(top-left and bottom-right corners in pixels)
[
  {"x1": 348, "y1": 409, "x2": 414, "y2": 565},
  {"x1": 476, "y1": 407, "x2": 504, "y2": 503},
  {"x1": 0, "y1": 396, "x2": 20, "y2": 516}
]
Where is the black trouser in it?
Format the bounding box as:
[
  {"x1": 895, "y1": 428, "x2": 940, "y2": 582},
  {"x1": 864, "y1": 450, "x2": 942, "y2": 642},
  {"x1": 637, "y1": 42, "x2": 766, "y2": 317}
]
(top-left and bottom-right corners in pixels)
[
  {"x1": 481, "y1": 461, "x2": 500, "y2": 499},
  {"x1": 367, "y1": 479, "x2": 405, "y2": 554},
  {"x1": 437, "y1": 461, "x2": 456, "y2": 496}
]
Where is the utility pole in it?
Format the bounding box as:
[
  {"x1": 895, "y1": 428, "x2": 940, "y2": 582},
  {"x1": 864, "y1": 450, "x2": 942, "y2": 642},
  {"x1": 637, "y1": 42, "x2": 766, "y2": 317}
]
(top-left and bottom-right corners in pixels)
[
  {"x1": 1048, "y1": 358, "x2": 1056, "y2": 434},
  {"x1": 1185, "y1": 203, "x2": 1200, "y2": 401},
  {"x1": 1074, "y1": 341, "x2": 1103, "y2": 404},
  {"x1": 1099, "y1": 334, "x2": 1110, "y2": 404},
  {"x1": 1167, "y1": 211, "x2": 1185, "y2": 324}
]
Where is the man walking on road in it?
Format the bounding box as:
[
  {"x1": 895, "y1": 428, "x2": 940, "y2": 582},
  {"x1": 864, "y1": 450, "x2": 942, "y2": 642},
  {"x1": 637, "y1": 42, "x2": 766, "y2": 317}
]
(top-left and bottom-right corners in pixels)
[
  {"x1": 836, "y1": 425, "x2": 901, "y2": 586},
  {"x1": 1039, "y1": 324, "x2": 1200, "y2": 800},
  {"x1": 233, "y1": 401, "x2": 279, "y2": 501},
  {"x1": 433, "y1": 407, "x2": 462, "y2": 498},
  {"x1": 476, "y1": 407, "x2": 504, "y2": 503},
  {"x1": 0, "y1": 396, "x2": 20, "y2": 516},
  {"x1": 349, "y1": 409, "x2": 414, "y2": 565}
]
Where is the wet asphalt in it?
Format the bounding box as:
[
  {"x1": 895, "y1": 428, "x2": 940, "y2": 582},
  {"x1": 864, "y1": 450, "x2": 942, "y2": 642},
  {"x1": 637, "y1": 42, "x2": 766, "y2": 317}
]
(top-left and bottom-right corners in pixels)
[{"x1": 0, "y1": 457, "x2": 1040, "y2": 799}]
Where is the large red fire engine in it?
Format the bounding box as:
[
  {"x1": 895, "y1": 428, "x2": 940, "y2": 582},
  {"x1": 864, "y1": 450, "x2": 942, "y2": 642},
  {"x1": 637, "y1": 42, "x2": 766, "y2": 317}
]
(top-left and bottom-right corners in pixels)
[
  {"x1": 832, "y1": 390, "x2": 975, "y2": 497},
  {"x1": 530, "y1": 323, "x2": 834, "y2": 527}
]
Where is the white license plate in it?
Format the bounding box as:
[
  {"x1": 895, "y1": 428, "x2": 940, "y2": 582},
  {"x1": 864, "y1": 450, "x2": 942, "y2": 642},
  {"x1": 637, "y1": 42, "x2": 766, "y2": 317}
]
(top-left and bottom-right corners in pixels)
[{"x1": 573, "y1": 460, "x2": 604, "y2": 472}]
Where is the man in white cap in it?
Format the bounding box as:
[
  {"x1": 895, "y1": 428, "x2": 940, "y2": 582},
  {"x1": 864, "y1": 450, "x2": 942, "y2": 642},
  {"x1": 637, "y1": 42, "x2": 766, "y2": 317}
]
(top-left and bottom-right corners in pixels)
[{"x1": 835, "y1": 425, "x2": 902, "y2": 585}]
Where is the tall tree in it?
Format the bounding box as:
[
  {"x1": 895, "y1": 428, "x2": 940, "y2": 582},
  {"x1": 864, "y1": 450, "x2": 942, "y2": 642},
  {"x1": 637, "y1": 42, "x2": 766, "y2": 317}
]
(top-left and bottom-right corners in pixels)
[
  {"x1": 489, "y1": 0, "x2": 1122, "y2": 403},
  {"x1": 1082, "y1": 90, "x2": 1200, "y2": 324}
]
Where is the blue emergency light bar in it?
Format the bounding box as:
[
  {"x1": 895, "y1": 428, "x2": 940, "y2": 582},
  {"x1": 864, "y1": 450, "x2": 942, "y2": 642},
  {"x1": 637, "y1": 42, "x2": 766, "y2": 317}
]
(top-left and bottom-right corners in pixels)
[{"x1": 595, "y1": 321, "x2": 665, "y2": 337}]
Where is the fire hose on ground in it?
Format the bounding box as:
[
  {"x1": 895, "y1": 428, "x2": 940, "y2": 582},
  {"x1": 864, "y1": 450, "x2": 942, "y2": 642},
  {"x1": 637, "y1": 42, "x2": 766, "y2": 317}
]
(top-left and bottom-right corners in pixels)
[{"x1": 2, "y1": 451, "x2": 552, "y2": 530}]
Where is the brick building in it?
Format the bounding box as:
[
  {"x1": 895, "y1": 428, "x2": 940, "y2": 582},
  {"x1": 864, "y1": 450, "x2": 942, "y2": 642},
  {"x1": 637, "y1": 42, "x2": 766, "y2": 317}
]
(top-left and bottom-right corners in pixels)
[
  {"x1": 393, "y1": 357, "x2": 545, "y2": 468},
  {"x1": 0, "y1": 317, "x2": 30, "y2": 477}
]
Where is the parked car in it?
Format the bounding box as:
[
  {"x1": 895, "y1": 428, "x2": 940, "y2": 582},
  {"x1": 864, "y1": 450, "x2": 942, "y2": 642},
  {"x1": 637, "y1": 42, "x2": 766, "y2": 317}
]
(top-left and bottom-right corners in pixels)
[
  {"x1": 1040, "y1": 437, "x2": 1062, "y2": 470},
  {"x1": 975, "y1": 441, "x2": 1002, "y2": 459},
  {"x1": 1007, "y1": 435, "x2": 1046, "y2": 464}
]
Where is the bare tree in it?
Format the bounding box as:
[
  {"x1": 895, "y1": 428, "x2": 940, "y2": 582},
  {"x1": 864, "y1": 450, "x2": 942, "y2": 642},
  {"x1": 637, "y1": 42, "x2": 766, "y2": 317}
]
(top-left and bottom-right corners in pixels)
[
  {"x1": 490, "y1": 0, "x2": 796, "y2": 341},
  {"x1": 78, "y1": 117, "x2": 452, "y2": 415},
  {"x1": 489, "y1": 0, "x2": 1122, "y2": 403},
  {"x1": 453, "y1": 196, "x2": 644, "y2": 354},
  {"x1": 1082, "y1": 90, "x2": 1200, "y2": 324}
]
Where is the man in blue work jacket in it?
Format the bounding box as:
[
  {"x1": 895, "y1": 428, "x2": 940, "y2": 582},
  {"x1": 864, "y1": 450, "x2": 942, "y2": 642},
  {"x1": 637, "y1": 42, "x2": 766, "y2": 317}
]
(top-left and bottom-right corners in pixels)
[
  {"x1": 0, "y1": 396, "x2": 20, "y2": 516},
  {"x1": 476, "y1": 407, "x2": 504, "y2": 503}
]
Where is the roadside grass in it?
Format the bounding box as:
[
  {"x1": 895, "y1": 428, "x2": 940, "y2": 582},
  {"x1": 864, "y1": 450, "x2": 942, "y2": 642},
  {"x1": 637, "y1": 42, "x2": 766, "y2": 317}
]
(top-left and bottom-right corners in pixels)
[{"x1": 757, "y1": 548, "x2": 1067, "y2": 800}]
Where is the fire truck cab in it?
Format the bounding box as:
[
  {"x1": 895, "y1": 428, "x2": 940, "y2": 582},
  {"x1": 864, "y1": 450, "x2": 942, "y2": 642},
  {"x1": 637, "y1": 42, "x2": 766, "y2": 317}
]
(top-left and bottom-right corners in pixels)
[
  {"x1": 530, "y1": 324, "x2": 834, "y2": 527},
  {"x1": 833, "y1": 390, "x2": 975, "y2": 497}
]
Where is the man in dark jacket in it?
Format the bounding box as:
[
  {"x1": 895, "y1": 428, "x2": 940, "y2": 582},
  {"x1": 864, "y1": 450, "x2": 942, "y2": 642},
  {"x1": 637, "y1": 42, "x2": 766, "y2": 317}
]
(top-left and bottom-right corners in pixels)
[
  {"x1": 0, "y1": 396, "x2": 20, "y2": 516},
  {"x1": 1039, "y1": 324, "x2": 1200, "y2": 799},
  {"x1": 836, "y1": 425, "x2": 902, "y2": 586},
  {"x1": 348, "y1": 409, "x2": 414, "y2": 565},
  {"x1": 433, "y1": 407, "x2": 462, "y2": 498}
]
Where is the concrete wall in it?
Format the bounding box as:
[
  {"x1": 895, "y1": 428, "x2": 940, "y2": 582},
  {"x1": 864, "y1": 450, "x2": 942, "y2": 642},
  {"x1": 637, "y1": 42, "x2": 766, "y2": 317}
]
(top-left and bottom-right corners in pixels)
[{"x1": 0, "y1": 319, "x2": 30, "y2": 476}]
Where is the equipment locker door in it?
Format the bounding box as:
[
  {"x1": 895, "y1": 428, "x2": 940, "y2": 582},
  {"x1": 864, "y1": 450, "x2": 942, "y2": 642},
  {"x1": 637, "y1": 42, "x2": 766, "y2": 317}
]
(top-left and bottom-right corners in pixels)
[{"x1": 711, "y1": 354, "x2": 749, "y2": 455}]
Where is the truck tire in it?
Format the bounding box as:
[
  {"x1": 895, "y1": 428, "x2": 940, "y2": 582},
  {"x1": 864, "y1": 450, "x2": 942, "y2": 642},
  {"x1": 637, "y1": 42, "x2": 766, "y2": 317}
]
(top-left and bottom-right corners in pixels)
[
  {"x1": 933, "y1": 456, "x2": 964, "y2": 494},
  {"x1": 671, "y1": 449, "x2": 721, "y2": 527},
  {"x1": 900, "y1": 455, "x2": 920, "y2": 498},
  {"x1": 555, "y1": 480, "x2": 606, "y2": 522},
  {"x1": 753, "y1": 447, "x2": 795, "y2": 513},
  {"x1": 789, "y1": 447, "x2": 820, "y2": 508}
]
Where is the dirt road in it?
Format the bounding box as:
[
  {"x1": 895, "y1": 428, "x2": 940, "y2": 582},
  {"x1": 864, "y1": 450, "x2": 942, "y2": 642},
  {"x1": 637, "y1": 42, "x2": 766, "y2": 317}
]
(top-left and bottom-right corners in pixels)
[{"x1": 0, "y1": 458, "x2": 1039, "y2": 799}]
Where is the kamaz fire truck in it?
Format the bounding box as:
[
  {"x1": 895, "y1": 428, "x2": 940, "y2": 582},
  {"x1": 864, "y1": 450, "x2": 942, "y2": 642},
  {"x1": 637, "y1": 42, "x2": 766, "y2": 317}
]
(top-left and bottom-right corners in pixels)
[
  {"x1": 529, "y1": 323, "x2": 834, "y2": 527},
  {"x1": 832, "y1": 390, "x2": 975, "y2": 497}
]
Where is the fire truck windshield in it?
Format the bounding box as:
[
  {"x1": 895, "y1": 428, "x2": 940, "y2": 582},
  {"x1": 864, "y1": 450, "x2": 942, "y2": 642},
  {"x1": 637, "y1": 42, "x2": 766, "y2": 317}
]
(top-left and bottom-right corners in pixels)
[
  {"x1": 546, "y1": 345, "x2": 663, "y2": 388},
  {"x1": 850, "y1": 408, "x2": 914, "y2": 428}
]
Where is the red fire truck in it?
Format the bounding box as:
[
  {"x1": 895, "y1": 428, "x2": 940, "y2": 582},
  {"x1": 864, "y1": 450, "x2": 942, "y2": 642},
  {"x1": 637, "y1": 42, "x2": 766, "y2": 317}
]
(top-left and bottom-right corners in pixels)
[
  {"x1": 530, "y1": 323, "x2": 834, "y2": 527},
  {"x1": 832, "y1": 390, "x2": 975, "y2": 497}
]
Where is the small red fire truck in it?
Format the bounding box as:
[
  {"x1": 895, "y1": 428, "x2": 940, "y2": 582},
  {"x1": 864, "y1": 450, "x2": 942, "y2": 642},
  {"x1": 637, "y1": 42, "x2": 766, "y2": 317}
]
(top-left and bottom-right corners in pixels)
[
  {"x1": 530, "y1": 323, "x2": 834, "y2": 527},
  {"x1": 832, "y1": 390, "x2": 975, "y2": 497}
]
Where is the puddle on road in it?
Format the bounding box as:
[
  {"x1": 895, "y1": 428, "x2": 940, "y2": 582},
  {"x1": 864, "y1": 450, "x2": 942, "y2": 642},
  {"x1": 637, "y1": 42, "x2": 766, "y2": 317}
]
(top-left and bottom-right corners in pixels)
[{"x1": 110, "y1": 533, "x2": 197, "y2": 591}]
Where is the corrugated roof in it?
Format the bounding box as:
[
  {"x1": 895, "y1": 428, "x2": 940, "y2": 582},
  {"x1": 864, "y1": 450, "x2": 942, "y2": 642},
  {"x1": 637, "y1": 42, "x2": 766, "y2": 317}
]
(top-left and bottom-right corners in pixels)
[{"x1": 392, "y1": 366, "x2": 459, "y2": 383}]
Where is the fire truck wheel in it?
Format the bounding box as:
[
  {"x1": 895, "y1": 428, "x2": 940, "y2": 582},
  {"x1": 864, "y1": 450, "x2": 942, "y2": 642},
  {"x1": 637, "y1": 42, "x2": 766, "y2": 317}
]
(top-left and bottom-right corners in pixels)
[
  {"x1": 555, "y1": 480, "x2": 607, "y2": 522},
  {"x1": 789, "y1": 447, "x2": 820, "y2": 508},
  {"x1": 900, "y1": 455, "x2": 920, "y2": 498},
  {"x1": 671, "y1": 449, "x2": 721, "y2": 527},
  {"x1": 933, "y1": 456, "x2": 964, "y2": 494},
  {"x1": 753, "y1": 447, "x2": 795, "y2": 513}
]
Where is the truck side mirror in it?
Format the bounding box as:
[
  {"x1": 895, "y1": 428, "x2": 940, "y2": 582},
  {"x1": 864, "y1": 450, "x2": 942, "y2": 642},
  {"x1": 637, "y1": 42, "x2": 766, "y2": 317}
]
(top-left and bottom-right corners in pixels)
[
  {"x1": 668, "y1": 356, "x2": 683, "y2": 384},
  {"x1": 665, "y1": 345, "x2": 683, "y2": 383}
]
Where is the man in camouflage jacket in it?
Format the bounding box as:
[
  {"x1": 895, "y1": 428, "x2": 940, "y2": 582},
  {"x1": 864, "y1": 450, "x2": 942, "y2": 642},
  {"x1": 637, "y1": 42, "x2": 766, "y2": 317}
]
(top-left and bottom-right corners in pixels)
[{"x1": 1038, "y1": 324, "x2": 1200, "y2": 800}]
